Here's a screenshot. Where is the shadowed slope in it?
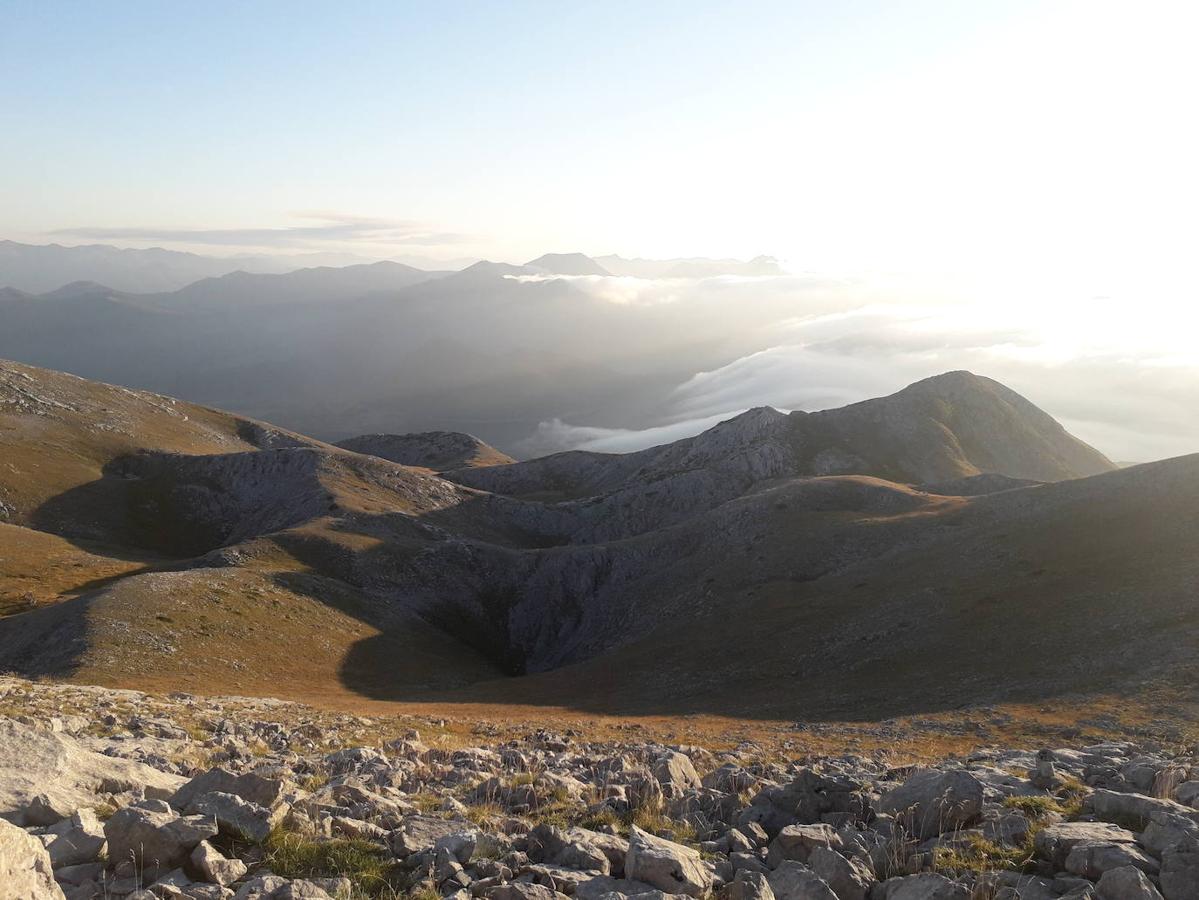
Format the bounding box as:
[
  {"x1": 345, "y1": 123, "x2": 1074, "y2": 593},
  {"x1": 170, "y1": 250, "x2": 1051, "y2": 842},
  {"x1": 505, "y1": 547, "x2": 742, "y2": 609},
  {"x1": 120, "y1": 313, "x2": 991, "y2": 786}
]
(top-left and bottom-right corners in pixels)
[
  {"x1": 335, "y1": 431, "x2": 514, "y2": 472},
  {"x1": 423, "y1": 453, "x2": 1199, "y2": 718}
]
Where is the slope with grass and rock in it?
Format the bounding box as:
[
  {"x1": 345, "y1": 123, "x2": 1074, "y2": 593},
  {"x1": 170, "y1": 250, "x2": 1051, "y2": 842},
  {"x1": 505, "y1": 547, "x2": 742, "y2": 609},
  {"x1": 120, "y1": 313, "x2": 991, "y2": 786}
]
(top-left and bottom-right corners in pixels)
[{"x1": 0, "y1": 358, "x2": 1194, "y2": 732}]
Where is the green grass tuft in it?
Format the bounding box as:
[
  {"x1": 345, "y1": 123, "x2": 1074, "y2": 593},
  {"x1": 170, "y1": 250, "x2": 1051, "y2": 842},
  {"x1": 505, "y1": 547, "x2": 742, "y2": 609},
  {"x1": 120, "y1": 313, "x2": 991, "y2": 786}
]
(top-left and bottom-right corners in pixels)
[{"x1": 263, "y1": 829, "x2": 399, "y2": 896}]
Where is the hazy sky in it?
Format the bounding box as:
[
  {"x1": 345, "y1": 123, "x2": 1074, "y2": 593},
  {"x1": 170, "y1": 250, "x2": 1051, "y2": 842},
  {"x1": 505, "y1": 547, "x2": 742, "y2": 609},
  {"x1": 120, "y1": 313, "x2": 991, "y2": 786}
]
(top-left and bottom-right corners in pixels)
[{"x1": 4, "y1": 0, "x2": 1197, "y2": 290}]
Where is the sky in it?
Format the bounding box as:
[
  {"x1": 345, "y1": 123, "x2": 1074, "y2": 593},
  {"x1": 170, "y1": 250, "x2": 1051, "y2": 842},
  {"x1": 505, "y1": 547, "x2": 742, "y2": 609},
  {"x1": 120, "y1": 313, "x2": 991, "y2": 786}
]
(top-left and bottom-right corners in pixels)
[
  {"x1": 2, "y1": 1, "x2": 1198, "y2": 462},
  {"x1": 3, "y1": 0, "x2": 1197, "y2": 286}
]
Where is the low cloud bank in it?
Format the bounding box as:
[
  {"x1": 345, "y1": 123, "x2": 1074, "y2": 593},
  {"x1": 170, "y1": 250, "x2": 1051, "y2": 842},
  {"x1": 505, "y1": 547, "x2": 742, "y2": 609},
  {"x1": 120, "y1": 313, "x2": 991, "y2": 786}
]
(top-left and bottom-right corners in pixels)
[{"x1": 523, "y1": 303, "x2": 1199, "y2": 463}]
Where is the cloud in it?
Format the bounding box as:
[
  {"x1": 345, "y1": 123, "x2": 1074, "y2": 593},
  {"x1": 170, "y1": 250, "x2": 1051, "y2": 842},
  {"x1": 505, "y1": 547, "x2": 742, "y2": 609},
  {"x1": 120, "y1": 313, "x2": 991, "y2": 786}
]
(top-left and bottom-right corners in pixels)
[
  {"x1": 51, "y1": 212, "x2": 469, "y2": 249},
  {"x1": 519, "y1": 297, "x2": 1199, "y2": 464},
  {"x1": 517, "y1": 410, "x2": 755, "y2": 456}
]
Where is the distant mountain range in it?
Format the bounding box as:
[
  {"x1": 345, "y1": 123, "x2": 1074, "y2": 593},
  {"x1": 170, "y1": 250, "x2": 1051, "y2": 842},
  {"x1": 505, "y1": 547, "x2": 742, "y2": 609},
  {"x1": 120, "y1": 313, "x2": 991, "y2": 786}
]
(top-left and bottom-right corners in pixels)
[
  {"x1": 3, "y1": 359, "x2": 1194, "y2": 723},
  {"x1": 0, "y1": 240, "x2": 385, "y2": 293},
  {"x1": 0, "y1": 240, "x2": 786, "y2": 294},
  {"x1": 0, "y1": 247, "x2": 800, "y2": 449}
]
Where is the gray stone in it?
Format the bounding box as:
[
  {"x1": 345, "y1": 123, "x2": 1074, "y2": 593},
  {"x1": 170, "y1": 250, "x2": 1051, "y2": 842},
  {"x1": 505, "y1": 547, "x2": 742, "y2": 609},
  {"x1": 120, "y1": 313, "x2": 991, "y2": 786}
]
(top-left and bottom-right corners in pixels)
[
  {"x1": 103, "y1": 802, "x2": 219, "y2": 878},
  {"x1": 172, "y1": 768, "x2": 290, "y2": 811},
  {"x1": 1064, "y1": 840, "x2": 1159, "y2": 880},
  {"x1": 1160, "y1": 842, "x2": 1199, "y2": 900},
  {"x1": 767, "y1": 824, "x2": 840, "y2": 866},
  {"x1": 1088, "y1": 789, "x2": 1199, "y2": 827},
  {"x1": 186, "y1": 791, "x2": 286, "y2": 843},
  {"x1": 765, "y1": 861, "x2": 838, "y2": 900},
  {"x1": 729, "y1": 870, "x2": 775, "y2": 900},
  {"x1": 0, "y1": 817, "x2": 65, "y2": 898},
  {"x1": 1142, "y1": 812, "x2": 1199, "y2": 857},
  {"x1": 877, "y1": 770, "x2": 984, "y2": 840},
  {"x1": 574, "y1": 876, "x2": 659, "y2": 900},
  {"x1": 1096, "y1": 866, "x2": 1164, "y2": 900},
  {"x1": 1034, "y1": 820, "x2": 1137, "y2": 869},
  {"x1": 487, "y1": 884, "x2": 571, "y2": 900},
  {"x1": 625, "y1": 825, "x2": 713, "y2": 898},
  {"x1": 654, "y1": 753, "x2": 702, "y2": 798},
  {"x1": 390, "y1": 815, "x2": 473, "y2": 856},
  {"x1": 878, "y1": 873, "x2": 970, "y2": 900},
  {"x1": 0, "y1": 719, "x2": 184, "y2": 825},
  {"x1": 45, "y1": 807, "x2": 106, "y2": 867},
  {"x1": 191, "y1": 840, "x2": 248, "y2": 886},
  {"x1": 807, "y1": 846, "x2": 873, "y2": 900}
]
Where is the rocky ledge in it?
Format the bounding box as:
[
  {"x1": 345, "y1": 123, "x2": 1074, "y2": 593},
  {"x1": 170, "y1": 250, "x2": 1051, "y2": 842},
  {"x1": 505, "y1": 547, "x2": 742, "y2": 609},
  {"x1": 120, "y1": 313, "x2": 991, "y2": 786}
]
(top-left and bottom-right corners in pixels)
[{"x1": 0, "y1": 680, "x2": 1196, "y2": 900}]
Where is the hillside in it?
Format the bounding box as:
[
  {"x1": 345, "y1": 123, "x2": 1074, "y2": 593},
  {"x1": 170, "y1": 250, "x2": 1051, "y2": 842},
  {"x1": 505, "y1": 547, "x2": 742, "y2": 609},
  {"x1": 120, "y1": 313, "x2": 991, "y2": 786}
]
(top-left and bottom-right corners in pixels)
[
  {"x1": 0, "y1": 360, "x2": 1191, "y2": 731},
  {"x1": 336, "y1": 431, "x2": 515, "y2": 471}
]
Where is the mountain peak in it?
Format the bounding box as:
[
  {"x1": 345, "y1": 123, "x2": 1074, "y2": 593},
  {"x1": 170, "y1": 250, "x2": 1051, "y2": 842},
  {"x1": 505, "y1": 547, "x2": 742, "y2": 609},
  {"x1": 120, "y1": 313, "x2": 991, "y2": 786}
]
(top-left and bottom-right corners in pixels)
[
  {"x1": 40, "y1": 281, "x2": 116, "y2": 299},
  {"x1": 524, "y1": 253, "x2": 610, "y2": 276}
]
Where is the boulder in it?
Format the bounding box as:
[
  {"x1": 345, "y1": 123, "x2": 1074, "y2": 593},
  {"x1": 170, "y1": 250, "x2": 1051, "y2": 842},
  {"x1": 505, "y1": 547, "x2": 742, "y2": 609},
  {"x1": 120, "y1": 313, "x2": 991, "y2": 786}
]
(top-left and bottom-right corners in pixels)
[
  {"x1": 765, "y1": 861, "x2": 838, "y2": 900},
  {"x1": 729, "y1": 870, "x2": 775, "y2": 900},
  {"x1": 1096, "y1": 866, "x2": 1164, "y2": 900},
  {"x1": 877, "y1": 873, "x2": 970, "y2": 899},
  {"x1": 1087, "y1": 789, "x2": 1199, "y2": 827},
  {"x1": 0, "y1": 817, "x2": 65, "y2": 898},
  {"x1": 487, "y1": 884, "x2": 571, "y2": 900},
  {"x1": 45, "y1": 807, "x2": 106, "y2": 867},
  {"x1": 0, "y1": 718, "x2": 184, "y2": 825},
  {"x1": 1064, "y1": 840, "x2": 1159, "y2": 880},
  {"x1": 171, "y1": 768, "x2": 290, "y2": 811},
  {"x1": 390, "y1": 815, "x2": 474, "y2": 857},
  {"x1": 625, "y1": 825, "x2": 713, "y2": 898},
  {"x1": 103, "y1": 801, "x2": 219, "y2": 878},
  {"x1": 191, "y1": 840, "x2": 248, "y2": 886},
  {"x1": 574, "y1": 876, "x2": 659, "y2": 900},
  {"x1": 877, "y1": 769, "x2": 983, "y2": 840},
  {"x1": 186, "y1": 791, "x2": 287, "y2": 842},
  {"x1": 766, "y1": 824, "x2": 840, "y2": 866},
  {"x1": 1175, "y1": 782, "x2": 1199, "y2": 809},
  {"x1": 1160, "y1": 842, "x2": 1199, "y2": 900},
  {"x1": 807, "y1": 846, "x2": 873, "y2": 900},
  {"x1": 1143, "y1": 811, "x2": 1199, "y2": 857},
  {"x1": 1033, "y1": 821, "x2": 1137, "y2": 869},
  {"x1": 654, "y1": 753, "x2": 702, "y2": 798}
]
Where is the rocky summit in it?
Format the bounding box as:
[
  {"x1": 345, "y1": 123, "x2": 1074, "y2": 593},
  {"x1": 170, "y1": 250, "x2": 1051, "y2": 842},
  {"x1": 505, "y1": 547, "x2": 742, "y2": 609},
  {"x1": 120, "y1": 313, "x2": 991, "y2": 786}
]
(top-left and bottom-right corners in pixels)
[{"x1": 0, "y1": 678, "x2": 1197, "y2": 899}]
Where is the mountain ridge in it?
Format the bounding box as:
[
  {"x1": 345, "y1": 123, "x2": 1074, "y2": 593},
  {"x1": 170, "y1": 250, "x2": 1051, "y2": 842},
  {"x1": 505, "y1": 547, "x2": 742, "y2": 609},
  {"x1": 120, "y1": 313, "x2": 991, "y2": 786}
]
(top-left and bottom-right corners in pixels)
[{"x1": 0, "y1": 358, "x2": 1183, "y2": 724}]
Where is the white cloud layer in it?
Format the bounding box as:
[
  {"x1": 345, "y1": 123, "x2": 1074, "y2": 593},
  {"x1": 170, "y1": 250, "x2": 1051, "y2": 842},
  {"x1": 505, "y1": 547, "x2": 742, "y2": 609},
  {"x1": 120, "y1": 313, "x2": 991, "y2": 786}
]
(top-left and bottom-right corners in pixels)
[{"x1": 521, "y1": 294, "x2": 1199, "y2": 463}]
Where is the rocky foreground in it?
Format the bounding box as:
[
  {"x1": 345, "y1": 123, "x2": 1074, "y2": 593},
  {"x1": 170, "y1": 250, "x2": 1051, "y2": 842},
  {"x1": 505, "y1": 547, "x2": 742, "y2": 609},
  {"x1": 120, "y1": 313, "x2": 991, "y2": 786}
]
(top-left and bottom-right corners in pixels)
[{"x1": 0, "y1": 680, "x2": 1197, "y2": 899}]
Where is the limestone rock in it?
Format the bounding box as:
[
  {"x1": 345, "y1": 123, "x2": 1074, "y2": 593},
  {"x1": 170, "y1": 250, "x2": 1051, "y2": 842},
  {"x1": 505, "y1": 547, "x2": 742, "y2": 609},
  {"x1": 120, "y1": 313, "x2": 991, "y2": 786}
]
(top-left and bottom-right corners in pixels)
[
  {"x1": 0, "y1": 718, "x2": 184, "y2": 825},
  {"x1": 0, "y1": 817, "x2": 65, "y2": 899},
  {"x1": 877, "y1": 769, "x2": 984, "y2": 840},
  {"x1": 1096, "y1": 866, "x2": 1164, "y2": 900},
  {"x1": 103, "y1": 801, "x2": 219, "y2": 878},
  {"x1": 191, "y1": 840, "x2": 248, "y2": 886},
  {"x1": 765, "y1": 861, "x2": 838, "y2": 900},
  {"x1": 625, "y1": 825, "x2": 713, "y2": 898}
]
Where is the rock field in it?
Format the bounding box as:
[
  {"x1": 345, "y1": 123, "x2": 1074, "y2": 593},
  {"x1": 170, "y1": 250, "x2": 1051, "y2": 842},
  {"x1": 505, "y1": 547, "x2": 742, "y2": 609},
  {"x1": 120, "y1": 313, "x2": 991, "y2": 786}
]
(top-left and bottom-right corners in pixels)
[{"x1": 0, "y1": 678, "x2": 1196, "y2": 899}]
